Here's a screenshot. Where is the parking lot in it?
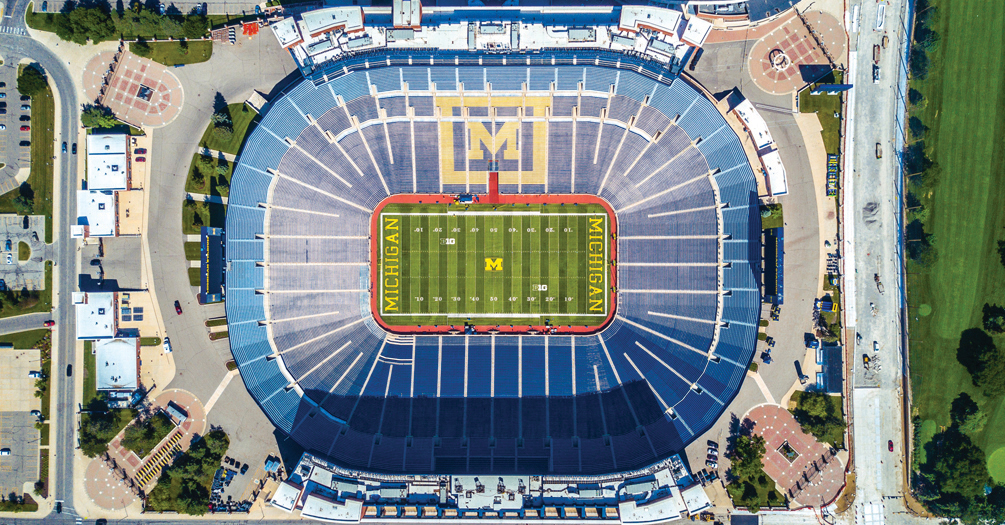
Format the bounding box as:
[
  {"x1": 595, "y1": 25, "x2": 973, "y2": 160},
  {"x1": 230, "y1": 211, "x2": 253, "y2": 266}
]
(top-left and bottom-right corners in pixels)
[
  {"x1": 0, "y1": 411, "x2": 39, "y2": 497},
  {"x1": 0, "y1": 59, "x2": 30, "y2": 194},
  {"x1": 0, "y1": 214, "x2": 48, "y2": 291},
  {"x1": 0, "y1": 348, "x2": 42, "y2": 412}
]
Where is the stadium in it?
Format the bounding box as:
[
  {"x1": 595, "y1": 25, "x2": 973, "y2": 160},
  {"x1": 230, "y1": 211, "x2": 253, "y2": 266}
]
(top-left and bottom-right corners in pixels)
[{"x1": 226, "y1": 41, "x2": 760, "y2": 498}]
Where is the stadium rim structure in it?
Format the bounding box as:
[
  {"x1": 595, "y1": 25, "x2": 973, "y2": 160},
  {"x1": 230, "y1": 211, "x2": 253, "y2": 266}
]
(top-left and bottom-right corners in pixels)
[{"x1": 225, "y1": 50, "x2": 762, "y2": 476}]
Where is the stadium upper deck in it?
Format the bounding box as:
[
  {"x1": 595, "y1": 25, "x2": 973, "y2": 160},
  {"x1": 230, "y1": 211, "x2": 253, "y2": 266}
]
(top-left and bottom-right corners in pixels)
[{"x1": 225, "y1": 46, "x2": 762, "y2": 478}]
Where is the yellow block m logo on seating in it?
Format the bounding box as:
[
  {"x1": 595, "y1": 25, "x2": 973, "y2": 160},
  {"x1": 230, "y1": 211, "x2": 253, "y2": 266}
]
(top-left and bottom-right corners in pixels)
[{"x1": 485, "y1": 258, "x2": 503, "y2": 271}]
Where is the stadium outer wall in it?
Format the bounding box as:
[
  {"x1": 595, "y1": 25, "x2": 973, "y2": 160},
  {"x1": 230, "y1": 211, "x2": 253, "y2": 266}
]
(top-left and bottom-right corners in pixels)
[{"x1": 369, "y1": 192, "x2": 618, "y2": 335}]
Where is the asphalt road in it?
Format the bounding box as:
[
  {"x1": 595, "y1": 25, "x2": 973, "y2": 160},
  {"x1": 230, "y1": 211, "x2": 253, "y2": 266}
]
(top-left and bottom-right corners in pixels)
[
  {"x1": 845, "y1": 1, "x2": 929, "y2": 525},
  {"x1": 0, "y1": 0, "x2": 79, "y2": 518}
]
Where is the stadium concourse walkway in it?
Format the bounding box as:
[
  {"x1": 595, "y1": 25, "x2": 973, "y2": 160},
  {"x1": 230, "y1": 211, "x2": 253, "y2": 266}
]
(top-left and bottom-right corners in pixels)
[
  {"x1": 743, "y1": 404, "x2": 845, "y2": 509},
  {"x1": 83, "y1": 389, "x2": 206, "y2": 510}
]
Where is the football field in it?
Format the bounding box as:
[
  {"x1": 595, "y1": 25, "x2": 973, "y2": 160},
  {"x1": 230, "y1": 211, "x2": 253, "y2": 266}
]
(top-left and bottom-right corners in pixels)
[{"x1": 376, "y1": 203, "x2": 611, "y2": 327}]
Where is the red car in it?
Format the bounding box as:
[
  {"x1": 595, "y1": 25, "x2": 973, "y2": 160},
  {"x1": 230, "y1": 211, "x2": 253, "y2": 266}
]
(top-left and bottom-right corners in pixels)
[
  {"x1": 43, "y1": 320, "x2": 54, "y2": 327},
  {"x1": 174, "y1": 300, "x2": 183, "y2": 315},
  {"x1": 134, "y1": 148, "x2": 147, "y2": 154},
  {"x1": 888, "y1": 440, "x2": 894, "y2": 452},
  {"x1": 135, "y1": 157, "x2": 146, "y2": 162},
  {"x1": 19, "y1": 125, "x2": 29, "y2": 131}
]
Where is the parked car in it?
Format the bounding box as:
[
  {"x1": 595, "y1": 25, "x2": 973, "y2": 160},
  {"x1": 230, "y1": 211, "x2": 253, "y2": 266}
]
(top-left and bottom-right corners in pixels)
[
  {"x1": 66, "y1": 364, "x2": 72, "y2": 376},
  {"x1": 707, "y1": 447, "x2": 718, "y2": 457},
  {"x1": 72, "y1": 143, "x2": 77, "y2": 154},
  {"x1": 28, "y1": 371, "x2": 41, "y2": 378},
  {"x1": 134, "y1": 148, "x2": 147, "y2": 154},
  {"x1": 19, "y1": 115, "x2": 29, "y2": 122},
  {"x1": 5, "y1": 239, "x2": 11, "y2": 251},
  {"x1": 0, "y1": 93, "x2": 6, "y2": 99},
  {"x1": 705, "y1": 460, "x2": 717, "y2": 469},
  {"x1": 707, "y1": 440, "x2": 718, "y2": 448},
  {"x1": 0, "y1": 448, "x2": 10, "y2": 456},
  {"x1": 20, "y1": 126, "x2": 29, "y2": 132},
  {"x1": 0, "y1": 124, "x2": 5, "y2": 130},
  {"x1": 20, "y1": 104, "x2": 30, "y2": 110},
  {"x1": 255, "y1": 4, "x2": 260, "y2": 14},
  {"x1": 240, "y1": 463, "x2": 249, "y2": 475},
  {"x1": 0, "y1": 102, "x2": 6, "y2": 107},
  {"x1": 888, "y1": 440, "x2": 894, "y2": 452},
  {"x1": 30, "y1": 410, "x2": 40, "y2": 417},
  {"x1": 90, "y1": 259, "x2": 101, "y2": 266},
  {"x1": 31, "y1": 231, "x2": 38, "y2": 241},
  {"x1": 0, "y1": 82, "x2": 5, "y2": 88},
  {"x1": 43, "y1": 320, "x2": 54, "y2": 327},
  {"x1": 175, "y1": 300, "x2": 183, "y2": 314},
  {"x1": 163, "y1": 337, "x2": 172, "y2": 354},
  {"x1": 0, "y1": 109, "x2": 6, "y2": 115},
  {"x1": 6, "y1": 253, "x2": 12, "y2": 265},
  {"x1": 41, "y1": 0, "x2": 47, "y2": 11},
  {"x1": 18, "y1": 140, "x2": 29, "y2": 147},
  {"x1": 135, "y1": 157, "x2": 146, "y2": 162},
  {"x1": 19, "y1": 95, "x2": 29, "y2": 101},
  {"x1": 61, "y1": 142, "x2": 66, "y2": 153}
]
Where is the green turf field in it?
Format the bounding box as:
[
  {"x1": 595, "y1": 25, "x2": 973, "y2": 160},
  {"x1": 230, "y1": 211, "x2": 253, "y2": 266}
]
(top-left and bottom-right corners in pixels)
[
  {"x1": 376, "y1": 203, "x2": 611, "y2": 327},
  {"x1": 906, "y1": 0, "x2": 1005, "y2": 481}
]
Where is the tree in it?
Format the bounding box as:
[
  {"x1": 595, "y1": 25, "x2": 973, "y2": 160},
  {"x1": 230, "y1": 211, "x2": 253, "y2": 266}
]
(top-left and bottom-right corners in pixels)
[
  {"x1": 211, "y1": 111, "x2": 233, "y2": 130},
  {"x1": 54, "y1": 7, "x2": 116, "y2": 45},
  {"x1": 729, "y1": 434, "x2": 766, "y2": 481},
  {"x1": 12, "y1": 195, "x2": 33, "y2": 215},
  {"x1": 80, "y1": 105, "x2": 119, "y2": 129},
  {"x1": 182, "y1": 14, "x2": 207, "y2": 39},
  {"x1": 211, "y1": 125, "x2": 233, "y2": 142},
  {"x1": 909, "y1": 116, "x2": 928, "y2": 141},
  {"x1": 955, "y1": 328, "x2": 1005, "y2": 397},
  {"x1": 908, "y1": 88, "x2": 925, "y2": 107},
  {"x1": 790, "y1": 391, "x2": 847, "y2": 447},
  {"x1": 983, "y1": 303, "x2": 1005, "y2": 333},
  {"x1": 929, "y1": 428, "x2": 989, "y2": 499},
  {"x1": 191, "y1": 167, "x2": 205, "y2": 186},
  {"x1": 950, "y1": 392, "x2": 988, "y2": 435},
  {"x1": 16, "y1": 67, "x2": 47, "y2": 97},
  {"x1": 214, "y1": 164, "x2": 228, "y2": 177},
  {"x1": 909, "y1": 44, "x2": 930, "y2": 80},
  {"x1": 906, "y1": 219, "x2": 937, "y2": 266}
]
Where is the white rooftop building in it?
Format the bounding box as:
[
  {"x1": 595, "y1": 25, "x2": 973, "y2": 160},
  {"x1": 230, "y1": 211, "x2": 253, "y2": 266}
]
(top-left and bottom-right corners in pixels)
[
  {"x1": 733, "y1": 99, "x2": 774, "y2": 151},
  {"x1": 94, "y1": 338, "x2": 139, "y2": 391},
  {"x1": 74, "y1": 291, "x2": 116, "y2": 340},
  {"x1": 86, "y1": 134, "x2": 129, "y2": 191},
  {"x1": 619, "y1": 6, "x2": 683, "y2": 36},
  {"x1": 760, "y1": 149, "x2": 788, "y2": 196},
  {"x1": 73, "y1": 190, "x2": 116, "y2": 238}
]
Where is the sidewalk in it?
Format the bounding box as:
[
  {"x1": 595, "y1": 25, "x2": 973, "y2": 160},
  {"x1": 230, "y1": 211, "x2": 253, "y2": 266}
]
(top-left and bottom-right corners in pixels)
[{"x1": 187, "y1": 192, "x2": 229, "y2": 205}]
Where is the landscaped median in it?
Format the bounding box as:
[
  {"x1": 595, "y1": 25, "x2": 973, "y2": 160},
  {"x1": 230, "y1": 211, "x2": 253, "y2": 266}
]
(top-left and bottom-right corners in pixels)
[
  {"x1": 130, "y1": 39, "x2": 213, "y2": 66},
  {"x1": 186, "y1": 153, "x2": 232, "y2": 198}
]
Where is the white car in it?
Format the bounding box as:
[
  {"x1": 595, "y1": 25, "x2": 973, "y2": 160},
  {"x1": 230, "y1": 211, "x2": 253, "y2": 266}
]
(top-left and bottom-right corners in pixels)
[
  {"x1": 28, "y1": 371, "x2": 41, "y2": 378},
  {"x1": 163, "y1": 337, "x2": 172, "y2": 354},
  {"x1": 0, "y1": 124, "x2": 6, "y2": 130},
  {"x1": 873, "y1": 341, "x2": 880, "y2": 352},
  {"x1": 5, "y1": 253, "x2": 11, "y2": 265},
  {"x1": 0, "y1": 448, "x2": 10, "y2": 456}
]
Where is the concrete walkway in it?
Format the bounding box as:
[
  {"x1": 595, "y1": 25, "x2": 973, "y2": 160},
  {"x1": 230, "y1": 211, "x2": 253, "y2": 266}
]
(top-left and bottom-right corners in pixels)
[{"x1": 187, "y1": 192, "x2": 229, "y2": 205}]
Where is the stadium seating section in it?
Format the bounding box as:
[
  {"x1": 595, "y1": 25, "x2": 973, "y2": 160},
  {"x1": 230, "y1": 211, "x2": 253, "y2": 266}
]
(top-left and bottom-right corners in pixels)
[{"x1": 226, "y1": 52, "x2": 761, "y2": 475}]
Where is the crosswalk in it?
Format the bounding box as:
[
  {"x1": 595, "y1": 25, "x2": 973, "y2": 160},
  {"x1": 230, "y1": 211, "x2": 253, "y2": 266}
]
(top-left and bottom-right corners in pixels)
[
  {"x1": 0, "y1": 26, "x2": 26, "y2": 35},
  {"x1": 134, "y1": 429, "x2": 184, "y2": 488}
]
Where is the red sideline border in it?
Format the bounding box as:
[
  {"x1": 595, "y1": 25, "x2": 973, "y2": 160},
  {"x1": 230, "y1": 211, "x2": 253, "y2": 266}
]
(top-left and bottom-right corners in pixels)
[{"x1": 370, "y1": 192, "x2": 618, "y2": 336}]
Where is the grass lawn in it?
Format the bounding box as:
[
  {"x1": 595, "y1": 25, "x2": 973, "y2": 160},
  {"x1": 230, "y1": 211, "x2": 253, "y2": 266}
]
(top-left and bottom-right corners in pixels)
[
  {"x1": 26, "y1": 4, "x2": 211, "y2": 43},
  {"x1": 199, "y1": 103, "x2": 258, "y2": 155},
  {"x1": 209, "y1": 331, "x2": 229, "y2": 341},
  {"x1": 80, "y1": 409, "x2": 137, "y2": 457},
  {"x1": 789, "y1": 390, "x2": 846, "y2": 449},
  {"x1": 760, "y1": 203, "x2": 783, "y2": 229},
  {"x1": 185, "y1": 154, "x2": 233, "y2": 198},
  {"x1": 906, "y1": 0, "x2": 1005, "y2": 481},
  {"x1": 727, "y1": 467, "x2": 786, "y2": 511},
  {"x1": 0, "y1": 262, "x2": 53, "y2": 319},
  {"x1": 39, "y1": 423, "x2": 48, "y2": 446},
  {"x1": 140, "y1": 337, "x2": 162, "y2": 346},
  {"x1": 188, "y1": 267, "x2": 201, "y2": 286},
  {"x1": 182, "y1": 200, "x2": 226, "y2": 235},
  {"x1": 0, "y1": 75, "x2": 54, "y2": 244},
  {"x1": 130, "y1": 40, "x2": 212, "y2": 66},
  {"x1": 206, "y1": 318, "x2": 227, "y2": 327},
  {"x1": 37, "y1": 453, "x2": 48, "y2": 498},
  {"x1": 799, "y1": 70, "x2": 844, "y2": 156},
  {"x1": 0, "y1": 328, "x2": 50, "y2": 350},
  {"x1": 83, "y1": 341, "x2": 96, "y2": 407},
  {"x1": 184, "y1": 241, "x2": 201, "y2": 261},
  {"x1": 17, "y1": 242, "x2": 29, "y2": 261}
]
